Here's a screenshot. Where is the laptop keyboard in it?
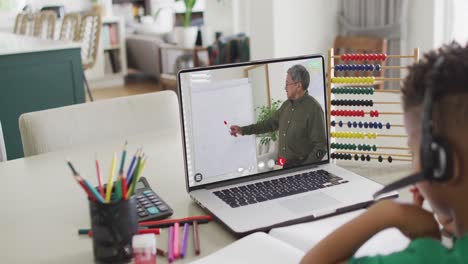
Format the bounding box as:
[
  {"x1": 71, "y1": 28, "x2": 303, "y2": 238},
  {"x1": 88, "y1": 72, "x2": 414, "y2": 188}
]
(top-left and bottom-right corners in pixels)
[{"x1": 213, "y1": 169, "x2": 349, "y2": 208}]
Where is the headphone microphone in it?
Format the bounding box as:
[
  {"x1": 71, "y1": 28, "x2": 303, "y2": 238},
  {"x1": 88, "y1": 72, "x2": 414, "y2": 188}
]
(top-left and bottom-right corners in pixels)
[{"x1": 373, "y1": 57, "x2": 452, "y2": 199}]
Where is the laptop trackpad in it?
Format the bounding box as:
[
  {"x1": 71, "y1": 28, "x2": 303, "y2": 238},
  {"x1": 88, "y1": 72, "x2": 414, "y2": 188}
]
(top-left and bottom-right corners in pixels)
[{"x1": 278, "y1": 192, "x2": 341, "y2": 214}]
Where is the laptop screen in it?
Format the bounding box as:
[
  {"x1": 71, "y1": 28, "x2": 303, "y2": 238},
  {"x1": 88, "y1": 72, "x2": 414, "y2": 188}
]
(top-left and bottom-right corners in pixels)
[{"x1": 179, "y1": 55, "x2": 329, "y2": 188}]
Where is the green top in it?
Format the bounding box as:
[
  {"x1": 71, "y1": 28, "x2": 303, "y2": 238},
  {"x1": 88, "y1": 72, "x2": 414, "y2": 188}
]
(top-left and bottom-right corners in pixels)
[
  {"x1": 242, "y1": 92, "x2": 327, "y2": 167},
  {"x1": 349, "y1": 235, "x2": 468, "y2": 264}
]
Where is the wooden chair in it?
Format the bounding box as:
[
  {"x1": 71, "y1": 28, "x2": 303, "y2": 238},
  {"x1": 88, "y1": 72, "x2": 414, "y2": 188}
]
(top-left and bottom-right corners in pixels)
[
  {"x1": 59, "y1": 12, "x2": 81, "y2": 41},
  {"x1": 333, "y1": 35, "x2": 387, "y2": 90},
  {"x1": 34, "y1": 11, "x2": 57, "y2": 39},
  {"x1": 13, "y1": 12, "x2": 27, "y2": 34},
  {"x1": 19, "y1": 13, "x2": 37, "y2": 36},
  {"x1": 76, "y1": 12, "x2": 102, "y2": 101}
]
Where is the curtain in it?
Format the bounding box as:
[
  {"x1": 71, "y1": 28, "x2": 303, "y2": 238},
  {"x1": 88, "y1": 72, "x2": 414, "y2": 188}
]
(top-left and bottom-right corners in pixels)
[
  {"x1": 445, "y1": 0, "x2": 468, "y2": 45},
  {"x1": 338, "y1": 0, "x2": 408, "y2": 89}
]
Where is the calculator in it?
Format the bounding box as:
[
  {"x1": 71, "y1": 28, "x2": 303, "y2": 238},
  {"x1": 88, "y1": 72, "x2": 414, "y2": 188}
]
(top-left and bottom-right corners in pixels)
[{"x1": 134, "y1": 177, "x2": 173, "y2": 222}]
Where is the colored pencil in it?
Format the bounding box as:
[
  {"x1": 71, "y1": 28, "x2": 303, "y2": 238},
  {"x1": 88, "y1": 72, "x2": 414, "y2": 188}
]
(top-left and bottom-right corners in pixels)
[
  {"x1": 81, "y1": 176, "x2": 105, "y2": 203},
  {"x1": 78, "y1": 226, "x2": 150, "y2": 235},
  {"x1": 173, "y1": 222, "x2": 180, "y2": 258},
  {"x1": 126, "y1": 149, "x2": 140, "y2": 186},
  {"x1": 114, "y1": 142, "x2": 127, "y2": 201},
  {"x1": 127, "y1": 153, "x2": 142, "y2": 197},
  {"x1": 67, "y1": 160, "x2": 104, "y2": 203},
  {"x1": 105, "y1": 153, "x2": 117, "y2": 202},
  {"x1": 120, "y1": 171, "x2": 128, "y2": 200},
  {"x1": 80, "y1": 215, "x2": 212, "y2": 233},
  {"x1": 140, "y1": 155, "x2": 148, "y2": 172},
  {"x1": 139, "y1": 215, "x2": 213, "y2": 228},
  {"x1": 168, "y1": 226, "x2": 174, "y2": 263},
  {"x1": 193, "y1": 220, "x2": 200, "y2": 255},
  {"x1": 181, "y1": 223, "x2": 189, "y2": 257},
  {"x1": 119, "y1": 141, "x2": 128, "y2": 173},
  {"x1": 95, "y1": 154, "x2": 105, "y2": 198},
  {"x1": 86, "y1": 228, "x2": 160, "y2": 237},
  {"x1": 74, "y1": 175, "x2": 97, "y2": 202}
]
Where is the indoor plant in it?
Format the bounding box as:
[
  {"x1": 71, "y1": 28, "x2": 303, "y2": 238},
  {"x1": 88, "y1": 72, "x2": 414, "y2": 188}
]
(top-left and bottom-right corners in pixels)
[
  {"x1": 174, "y1": 0, "x2": 198, "y2": 48},
  {"x1": 256, "y1": 99, "x2": 282, "y2": 154}
]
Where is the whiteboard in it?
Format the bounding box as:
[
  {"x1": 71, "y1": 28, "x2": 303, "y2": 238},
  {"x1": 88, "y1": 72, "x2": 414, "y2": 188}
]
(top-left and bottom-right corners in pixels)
[{"x1": 190, "y1": 79, "x2": 258, "y2": 181}]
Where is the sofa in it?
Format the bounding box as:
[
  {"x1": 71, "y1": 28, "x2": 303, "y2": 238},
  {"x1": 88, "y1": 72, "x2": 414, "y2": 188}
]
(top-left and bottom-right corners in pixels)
[{"x1": 126, "y1": 32, "x2": 169, "y2": 80}]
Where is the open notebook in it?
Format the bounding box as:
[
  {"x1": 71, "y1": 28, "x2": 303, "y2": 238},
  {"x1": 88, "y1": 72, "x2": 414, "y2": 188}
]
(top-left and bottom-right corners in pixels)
[{"x1": 190, "y1": 210, "x2": 410, "y2": 264}]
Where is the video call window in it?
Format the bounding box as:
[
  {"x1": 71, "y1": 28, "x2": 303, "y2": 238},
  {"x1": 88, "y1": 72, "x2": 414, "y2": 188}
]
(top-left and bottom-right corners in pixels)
[{"x1": 179, "y1": 57, "x2": 328, "y2": 187}]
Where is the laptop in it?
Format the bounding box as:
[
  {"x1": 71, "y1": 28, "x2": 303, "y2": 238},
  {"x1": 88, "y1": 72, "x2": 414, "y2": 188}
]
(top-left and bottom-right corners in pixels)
[{"x1": 178, "y1": 54, "x2": 395, "y2": 236}]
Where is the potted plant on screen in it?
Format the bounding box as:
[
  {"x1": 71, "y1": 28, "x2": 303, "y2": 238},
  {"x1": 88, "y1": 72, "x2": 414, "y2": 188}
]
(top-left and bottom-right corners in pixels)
[
  {"x1": 174, "y1": 0, "x2": 198, "y2": 48},
  {"x1": 256, "y1": 99, "x2": 282, "y2": 154}
]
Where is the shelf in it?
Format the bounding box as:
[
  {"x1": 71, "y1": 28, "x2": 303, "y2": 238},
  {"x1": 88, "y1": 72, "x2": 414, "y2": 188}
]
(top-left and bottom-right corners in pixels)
[{"x1": 85, "y1": 16, "x2": 127, "y2": 89}]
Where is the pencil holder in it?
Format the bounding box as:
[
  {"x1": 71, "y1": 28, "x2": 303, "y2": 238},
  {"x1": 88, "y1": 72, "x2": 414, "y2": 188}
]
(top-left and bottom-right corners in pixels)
[{"x1": 89, "y1": 196, "x2": 138, "y2": 263}]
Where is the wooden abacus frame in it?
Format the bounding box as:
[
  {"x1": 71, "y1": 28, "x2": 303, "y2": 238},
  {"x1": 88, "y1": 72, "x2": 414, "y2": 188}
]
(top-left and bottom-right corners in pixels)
[{"x1": 327, "y1": 48, "x2": 420, "y2": 163}]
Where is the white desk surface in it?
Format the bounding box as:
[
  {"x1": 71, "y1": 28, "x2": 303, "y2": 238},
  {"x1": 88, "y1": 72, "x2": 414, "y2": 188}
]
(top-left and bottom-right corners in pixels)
[
  {"x1": 0, "y1": 32, "x2": 80, "y2": 56},
  {"x1": 0, "y1": 130, "x2": 412, "y2": 264}
]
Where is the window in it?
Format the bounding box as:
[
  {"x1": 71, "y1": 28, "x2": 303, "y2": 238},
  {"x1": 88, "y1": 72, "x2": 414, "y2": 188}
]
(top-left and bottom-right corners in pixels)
[{"x1": 445, "y1": 0, "x2": 468, "y2": 44}]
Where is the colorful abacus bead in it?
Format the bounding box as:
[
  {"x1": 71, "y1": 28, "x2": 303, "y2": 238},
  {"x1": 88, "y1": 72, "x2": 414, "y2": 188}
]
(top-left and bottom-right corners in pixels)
[
  {"x1": 353, "y1": 121, "x2": 357, "y2": 128},
  {"x1": 358, "y1": 122, "x2": 363, "y2": 128},
  {"x1": 360, "y1": 154, "x2": 366, "y2": 161},
  {"x1": 347, "y1": 121, "x2": 352, "y2": 128},
  {"x1": 375, "y1": 64, "x2": 382, "y2": 71},
  {"x1": 386, "y1": 123, "x2": 391, "y2": 129},
  {"x1": 378, "y1": 155, "x2": 383, "y2": 162},
  {"x1": 331, "y1": 120, "x2": 336, "y2": 127},
  {"x1": 372, "y1": 145, "x2": 377, "y2": 151},
  {"x1": 370, "y1": 110, "x2": 379, "y2": 117},
  {"x1": 338, "y1": 120, "x2": 343, "y2": 127},
  {"x1": 388, "y1": 156, "x2": 393, "y2": 163},
  {"x1": 377, "y1": 53, "x2": 387, "y2": 61},
  {"x1": 354, "y1": 154, "x2": 359, "y2": 161},
  {"x1": 366, "y1": 155, "x2": 371, "y2": 161}
]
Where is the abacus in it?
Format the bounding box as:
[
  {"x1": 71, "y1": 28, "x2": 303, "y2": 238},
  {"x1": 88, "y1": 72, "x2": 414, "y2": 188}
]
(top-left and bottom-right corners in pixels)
[{"x1": 326, "y1": 48, "x2": 420, "y2": 163}]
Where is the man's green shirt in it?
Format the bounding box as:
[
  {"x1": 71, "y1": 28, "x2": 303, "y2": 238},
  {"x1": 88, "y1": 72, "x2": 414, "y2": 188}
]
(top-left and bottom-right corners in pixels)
[
  {"x1": 349, "y1": 235, "x2": 468, "y2": 263},
  {"x1": 241, "y1": 92, "x2": 327, "y2": 166}
]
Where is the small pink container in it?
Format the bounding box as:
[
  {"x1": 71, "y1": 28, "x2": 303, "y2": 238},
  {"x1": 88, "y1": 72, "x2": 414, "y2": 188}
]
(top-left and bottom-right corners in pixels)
[{"x1": 133, "y1": 234, "x2": 157, "y2": 264}]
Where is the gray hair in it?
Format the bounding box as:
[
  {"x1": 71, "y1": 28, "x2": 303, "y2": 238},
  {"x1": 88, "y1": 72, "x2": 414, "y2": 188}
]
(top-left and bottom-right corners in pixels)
[{"x1": 287, "y1": 64, "x2": 310, "y2": 91}]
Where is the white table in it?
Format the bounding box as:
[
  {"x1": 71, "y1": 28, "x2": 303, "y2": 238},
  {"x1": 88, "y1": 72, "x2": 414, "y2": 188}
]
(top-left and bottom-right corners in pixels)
[
  {"x1": 0, "y1": 130, "x2": 412, "y2": 263},
  {"x1": 0, "y1": 32, "x2": 79, "y2": 56}
]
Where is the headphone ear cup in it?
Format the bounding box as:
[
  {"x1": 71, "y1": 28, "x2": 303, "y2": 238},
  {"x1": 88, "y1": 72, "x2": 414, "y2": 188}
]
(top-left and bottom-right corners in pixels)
[{"x1": 428, "y1": 137, "x2": 453, "y2": 182}]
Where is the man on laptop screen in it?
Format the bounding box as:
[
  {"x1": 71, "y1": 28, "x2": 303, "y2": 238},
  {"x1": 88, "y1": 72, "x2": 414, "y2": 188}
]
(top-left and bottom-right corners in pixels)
[
  {"x1": 229, "y1": 64, "x2": 327, "y2": 168},
  {"x1": 178, "y1": 55, "x2": 391, "y2": 236}
]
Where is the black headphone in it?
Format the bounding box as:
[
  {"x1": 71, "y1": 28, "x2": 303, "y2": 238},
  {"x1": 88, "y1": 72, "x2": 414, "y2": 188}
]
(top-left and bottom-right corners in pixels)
[{"x1": 374, "y1": 57, "x2": 453, "y2": 198}]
